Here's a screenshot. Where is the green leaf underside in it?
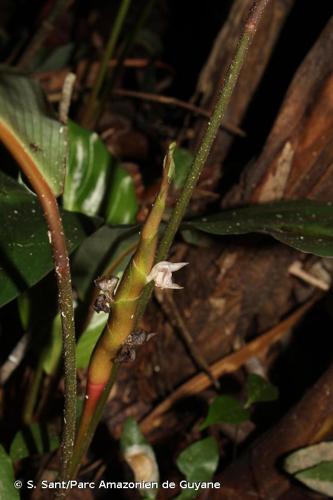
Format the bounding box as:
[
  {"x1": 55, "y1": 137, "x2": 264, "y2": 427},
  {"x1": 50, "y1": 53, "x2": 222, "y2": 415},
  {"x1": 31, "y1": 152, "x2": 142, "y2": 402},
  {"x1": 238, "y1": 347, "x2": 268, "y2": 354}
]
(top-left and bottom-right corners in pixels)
[
  {"x1": 185, "y1": 200, "x2": 333, "y2": 257},
  {"x1": 176, "y1": 437, "x2": 219, "y2": 500},
  {"x1": 295, "y1": 462, "x2": 333, "y2": 496},
  {"x1": 0, "y1": 70, "x2": 66, "y2": 196},
  {"x1": 200, "y1": 395, "x2": 250, "y2": 429},
  {"x1": 245, "y1": 374, "x2": 279, "y2": 408},
  {"x1": 10, "y1": 423, "x2": 59, "y2": 462},
  {"x1": 0, "y1": 171, "x2": 101, "y2": 307},
  {"x1": 0, "y1": 445, "x2": 19, "y2": 499}
]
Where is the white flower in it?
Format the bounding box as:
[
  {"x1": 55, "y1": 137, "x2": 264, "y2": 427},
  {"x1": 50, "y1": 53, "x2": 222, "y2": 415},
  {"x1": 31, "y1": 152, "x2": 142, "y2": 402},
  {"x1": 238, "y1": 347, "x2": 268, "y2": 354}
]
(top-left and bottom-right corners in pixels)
[{"x1": 147, "y1": 261, "x2": 188, "y2": 289}]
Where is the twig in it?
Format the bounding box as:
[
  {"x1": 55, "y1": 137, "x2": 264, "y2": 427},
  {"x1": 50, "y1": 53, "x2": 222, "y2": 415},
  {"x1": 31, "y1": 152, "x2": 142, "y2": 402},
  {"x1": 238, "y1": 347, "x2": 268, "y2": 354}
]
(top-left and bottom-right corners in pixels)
[
  {"x1": 140, "y1": 298, "x2": 316, "y2": 433},
  {"x1": 155, "y1": 289, "x2": 220, "y2": 389},
  {"x1": 288, "y1": 261, "x2": 331, "y2": 291},
  {"x1": 113, "y1": 88, "x2": 245, "y2": 137},
  {"x1": 17, "y1": 0, "x2": 71, "y2": 70}
]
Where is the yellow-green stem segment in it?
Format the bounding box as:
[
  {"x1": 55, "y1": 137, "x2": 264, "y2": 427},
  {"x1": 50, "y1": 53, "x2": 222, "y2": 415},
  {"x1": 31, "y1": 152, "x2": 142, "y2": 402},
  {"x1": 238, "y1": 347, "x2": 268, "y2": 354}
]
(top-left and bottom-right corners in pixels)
[{"x1": 71, "y1": 143, "x2": 175, "y2": 475}]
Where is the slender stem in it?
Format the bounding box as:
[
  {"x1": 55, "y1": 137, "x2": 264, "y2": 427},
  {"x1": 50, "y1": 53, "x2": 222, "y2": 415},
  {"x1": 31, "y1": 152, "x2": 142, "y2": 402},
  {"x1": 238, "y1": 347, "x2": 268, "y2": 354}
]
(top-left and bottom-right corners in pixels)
[
  {"x1": 70, "y1": 0, "x2": 268, "y2": 478},
  {"x1": 0, "y1": 123, "x2": 77, "y2": 484},
  {"x1": 23, "y1": 362, "x2": 44, "y2": 424},
  {"x1": 81, "y1": 0, "x2": 132, "y2": 128},
  {"x1": 136, "y1": 0, "x2": 270, "y2": 320},
  {"x1": 17, "y1": 0, "x2": 71, "y2": 69},
  {"x1": 103, "y1": 0, "x2": 156, "y2": 97}
]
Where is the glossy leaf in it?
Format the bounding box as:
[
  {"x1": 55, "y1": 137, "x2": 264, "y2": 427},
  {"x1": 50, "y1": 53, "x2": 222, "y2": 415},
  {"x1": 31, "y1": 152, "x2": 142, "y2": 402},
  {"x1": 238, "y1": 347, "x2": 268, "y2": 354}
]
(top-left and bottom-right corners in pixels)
[
  {"x1": 0, "y1": 70, "x2": 66, "y2": 196},
  {"x1": 63, "y1": 120, "x2": 111, "y2": 216},
  {"x1": 244, "y1": 374, "x2": 278, "y2": 409},
  {"x1": 104, "y1": 167, "x2": 138, "y2": 225},
  {"x1": 185, "y1": 200, "x2": 333, "y2": 257},
  {"x1": 200, "y1": 395, "x2": 250, "y2": 429},
  {"x1": 10, "y1": 423, "x2": 59, "y2": 462},
  {"x1": 0, "y1": 171, "x2": 101, "y2": 307},
  {"x1": 0, "y1": 445, "x2": 19, "y2": 499},
  {"x1": 64, "y1": 121, "x2": 138, "y2": 224},
  {"x1": 176, "y1": 437, "x2": 219, "y2": 500}
]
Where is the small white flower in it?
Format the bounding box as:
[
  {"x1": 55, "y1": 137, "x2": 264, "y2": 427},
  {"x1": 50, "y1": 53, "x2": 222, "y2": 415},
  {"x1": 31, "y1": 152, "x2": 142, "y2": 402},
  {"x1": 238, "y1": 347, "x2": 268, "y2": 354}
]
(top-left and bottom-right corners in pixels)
[{"x1": 147, "y1": 261, "x2": 188, "y2": 289}]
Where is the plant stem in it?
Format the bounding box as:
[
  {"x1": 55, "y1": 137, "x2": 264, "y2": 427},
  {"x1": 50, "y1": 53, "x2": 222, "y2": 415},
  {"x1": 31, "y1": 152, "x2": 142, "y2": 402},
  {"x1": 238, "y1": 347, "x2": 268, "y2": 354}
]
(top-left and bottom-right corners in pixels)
[
  {"x1": 81, "y1": 0, "x2": 132, "y2": 128},
  {"x1": 23, "y1": 362, "x2": 44, "y2": 424},
  {"x1": 136, "y1": 0, "x2": 270, "y2": 320},
  {"x1": 104, "y1": 0, "x2": 156, "y2": 96},
  {"x1": 17, "y1": 0, "x2": 71, "y2": 70},
  {"x1": 158, "y1": 0, "x2": 269, "y2": 260},
  {"x1": 72, "y1": 0, "x2": 269, "y2": 478},
  {"x1": 0, "y1": 124, "x2": 77, "y2": 485}
]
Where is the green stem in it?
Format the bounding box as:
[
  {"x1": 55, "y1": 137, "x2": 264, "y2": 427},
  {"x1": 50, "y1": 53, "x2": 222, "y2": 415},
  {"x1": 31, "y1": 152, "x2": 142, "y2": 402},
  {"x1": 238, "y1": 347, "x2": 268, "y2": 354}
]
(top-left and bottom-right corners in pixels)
[
  {"x1": 103, "y1": 0, "x2": 156, "y2": 96},
  {"x1": 81, "y1": 0, "x2": 132, "y2": 128},
  {"x1": 136, "y1": 0, "x2": 270, "y2": 319},
  {"x1": 71, "y1": 0, "x2": 269, "y2": 479}
]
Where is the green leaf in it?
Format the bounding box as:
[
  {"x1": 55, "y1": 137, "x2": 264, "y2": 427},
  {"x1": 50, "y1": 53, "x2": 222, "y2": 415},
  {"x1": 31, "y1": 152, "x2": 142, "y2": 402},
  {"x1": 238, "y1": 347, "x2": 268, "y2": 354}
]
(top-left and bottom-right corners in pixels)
[
  {"x1": 121, "y1": 418, "x2": 159, "y2": 499},
  {"x1": 64, "y1": 120, "x2": 112, "y2": 216},
  {"x1": 104, "y1": 167, "x2": 138, "y2": 225},
  {"x1": 0, "y1": 171, "x2": 101, "y2": 307},
  {"x1": 71, "y1": 224, "x2": 138, "y2": 301},
  {"x1": 64, "y1": 120, "x2": 138, "y2": 223},
  {"x1": 0, "y1": 69, "x2": 66, "y2": 196},
  {"x1": 0, "y1": 445, "x2": 19, "y2": 499},
  {"x1": 244, "y1": 374, "x2": 278, "y2": 409},
  {"x1": 173, "y1": 147, "x2": 194, "y2": 189},
  {"x1": 10, "y1": 423, "x2": 59, "y2": 462},
  {"x1": 185, "y1": 200, "x2": 333, "y2": 257},
  {"x1": 76, "y1": 312, "x2": 107, "y2": 369},
  {"x1": 176, "y1": 437, "x2": 219, "y2": 500},
  {"x1": 200, "y1": 396, "x2": 250, "y2": 429}
]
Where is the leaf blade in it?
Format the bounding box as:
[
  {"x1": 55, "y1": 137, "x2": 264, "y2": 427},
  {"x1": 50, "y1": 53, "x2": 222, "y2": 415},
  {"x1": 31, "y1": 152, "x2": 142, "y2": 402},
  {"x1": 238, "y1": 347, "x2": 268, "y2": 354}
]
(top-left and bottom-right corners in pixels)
[{"x1": 185, "y1": 200, "x2": 333, "y2": 257}]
